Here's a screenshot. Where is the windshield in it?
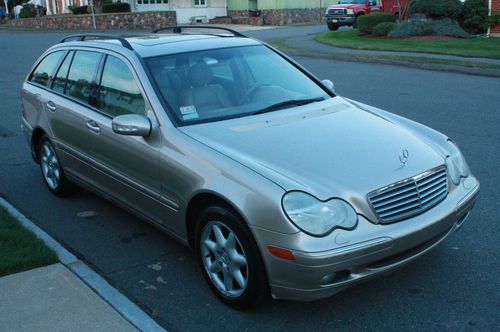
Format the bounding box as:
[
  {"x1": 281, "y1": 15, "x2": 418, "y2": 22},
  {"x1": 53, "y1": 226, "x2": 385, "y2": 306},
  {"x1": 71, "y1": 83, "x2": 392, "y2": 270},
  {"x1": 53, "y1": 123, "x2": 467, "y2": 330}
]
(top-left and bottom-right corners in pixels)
[
  {"x1": 339, "y1": 0, "x2": 366, "y2": 4},
  {"x1": 146, "y1": 45, "x2": 331, "y2": 125}
]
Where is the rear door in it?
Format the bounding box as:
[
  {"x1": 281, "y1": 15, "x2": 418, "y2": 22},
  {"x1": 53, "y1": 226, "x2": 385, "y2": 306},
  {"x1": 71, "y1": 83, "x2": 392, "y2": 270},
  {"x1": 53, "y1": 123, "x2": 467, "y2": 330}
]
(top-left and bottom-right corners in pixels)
[
  {"x1": 84, "y1": 53, "x2": 164, "y2": 224},
  {"x1": 44, "y1": 50, "x2": 103, "y2": 181}
]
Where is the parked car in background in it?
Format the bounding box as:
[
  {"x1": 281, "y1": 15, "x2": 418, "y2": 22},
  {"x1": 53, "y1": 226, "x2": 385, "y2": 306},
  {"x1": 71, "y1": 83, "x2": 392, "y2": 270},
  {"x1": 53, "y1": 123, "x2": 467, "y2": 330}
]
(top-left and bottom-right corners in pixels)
[
  {"x1": 21, "y1": 27, "x2": 479, "y2": 309},
  {"x1": 325, "y1": 0, "x2": 408, "y2": 31}
]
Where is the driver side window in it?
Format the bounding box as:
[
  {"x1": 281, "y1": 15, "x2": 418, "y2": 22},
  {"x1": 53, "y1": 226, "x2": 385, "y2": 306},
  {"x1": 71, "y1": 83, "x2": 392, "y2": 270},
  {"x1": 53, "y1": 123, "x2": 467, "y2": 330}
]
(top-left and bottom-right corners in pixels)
[{"x1": 98, "y1": 55, "x2": 145, "y2": 117}]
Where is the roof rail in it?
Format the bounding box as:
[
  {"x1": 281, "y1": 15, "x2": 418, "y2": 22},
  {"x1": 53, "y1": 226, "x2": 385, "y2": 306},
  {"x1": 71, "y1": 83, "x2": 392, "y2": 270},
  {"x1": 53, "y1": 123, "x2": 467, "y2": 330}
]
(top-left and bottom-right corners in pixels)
[
  {"x1": 152, "y1": 25, "x2": 246, "y2": 38},
  {"x1": 60, "y1": 34, "x2": 134, "y2": 50}
]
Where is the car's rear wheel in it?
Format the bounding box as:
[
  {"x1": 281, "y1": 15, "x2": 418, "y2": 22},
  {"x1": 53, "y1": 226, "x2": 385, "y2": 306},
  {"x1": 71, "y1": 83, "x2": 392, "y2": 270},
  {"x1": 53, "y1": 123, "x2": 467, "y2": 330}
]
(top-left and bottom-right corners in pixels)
[
  {"x1": 195, "y1": 205, "x2": 268, "y2": 309},
  {"x1": 39, "y1": 136, "x2": 75, "y2": 197},
  {"x1": 327, "y1": 22, "x2": 339, "y2": 31}
]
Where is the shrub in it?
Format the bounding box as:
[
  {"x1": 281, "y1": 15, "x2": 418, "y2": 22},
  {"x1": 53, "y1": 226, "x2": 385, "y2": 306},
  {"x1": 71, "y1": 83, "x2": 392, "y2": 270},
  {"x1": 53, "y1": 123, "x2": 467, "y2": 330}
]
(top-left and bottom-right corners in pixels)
[
  {"x1": 69, "y1": 5, "x2": 89, "y2": 15},
  {"x1": 19, "y1": 4, "x2": 45, "y2": 18},
  {"x1": 410, "y1": 0, "x2": 463, "y2": 20},
  {"x1": 102, "y1": 2, "x2": 130, "y2": 13},
  {"x1": 357, "y1": 12, "x2": 396, "y2": 35},
  {"x1": 461, "y1": 0, "x2": 489, "y2": 34},
  {"x1": 389, "y1": 19, "x2": 470, "y2": 38},
  {"x1": 372, "y1": 22, "x2": 395, "y2": 36}
]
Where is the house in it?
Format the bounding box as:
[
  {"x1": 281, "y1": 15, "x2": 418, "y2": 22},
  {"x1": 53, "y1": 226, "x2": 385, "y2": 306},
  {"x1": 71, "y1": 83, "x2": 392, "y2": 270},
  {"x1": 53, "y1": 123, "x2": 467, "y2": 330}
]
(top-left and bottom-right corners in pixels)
[
  {"x1": 45, "y1": 0, "x2": 228, "y2": 24},
  {"x1": 490, "y1": 0, "x2": 500, "y2": 36},
  {"x1": 45, "y1": 0, "x2": 88, "y2": 15},
  {"x1": 130, "y1": 0, "x2": 227, "y2": 24}
]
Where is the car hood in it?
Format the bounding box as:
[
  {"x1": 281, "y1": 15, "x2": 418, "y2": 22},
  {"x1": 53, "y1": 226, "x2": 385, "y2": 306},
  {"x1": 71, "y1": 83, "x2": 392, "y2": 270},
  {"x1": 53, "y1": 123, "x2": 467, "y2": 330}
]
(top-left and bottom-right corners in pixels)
[
  {"x1": 328, "y1": 4, "x2": 362, "y2": 9},
  {"x1": 180, "y1": 97, "x2": 444, "y2": 213}
]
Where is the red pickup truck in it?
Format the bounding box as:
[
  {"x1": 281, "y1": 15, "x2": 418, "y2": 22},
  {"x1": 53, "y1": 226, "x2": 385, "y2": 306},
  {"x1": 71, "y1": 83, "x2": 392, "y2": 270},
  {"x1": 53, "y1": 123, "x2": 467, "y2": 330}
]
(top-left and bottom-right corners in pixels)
[{"x1": 325, "y1": 0, "x2": 407, "y2": 31}]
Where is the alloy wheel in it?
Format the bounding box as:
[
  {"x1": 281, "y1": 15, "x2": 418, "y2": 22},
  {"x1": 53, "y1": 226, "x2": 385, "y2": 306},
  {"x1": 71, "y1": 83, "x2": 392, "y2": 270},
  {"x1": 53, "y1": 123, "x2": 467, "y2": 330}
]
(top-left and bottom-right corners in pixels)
[
  {"x1": 40, "y1": 141, "x2": 61, "y2": 190},
  {"x1": 200, "y1": 221, "x2": 249, "y2": 298}
]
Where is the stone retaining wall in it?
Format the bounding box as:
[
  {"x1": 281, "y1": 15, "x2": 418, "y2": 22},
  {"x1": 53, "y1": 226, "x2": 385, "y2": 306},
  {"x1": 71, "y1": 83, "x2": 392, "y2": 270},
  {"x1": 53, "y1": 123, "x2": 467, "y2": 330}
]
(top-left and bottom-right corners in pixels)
[
  {"x1": 227, "y1": 8, "x2": 325, "y2": 26},
  {"x1": 6, "y1": 11, "x2": 176, "y2": 30}
]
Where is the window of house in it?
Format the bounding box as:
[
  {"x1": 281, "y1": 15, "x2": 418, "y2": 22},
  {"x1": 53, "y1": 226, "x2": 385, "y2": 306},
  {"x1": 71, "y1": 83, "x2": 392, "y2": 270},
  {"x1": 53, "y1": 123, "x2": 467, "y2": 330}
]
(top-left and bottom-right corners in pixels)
[
  {"x1": 51, "y1": 51, "x2": 74, "y2": 94},
  {"x1": 194, "y1": 0, "x2": 206, "y2": 7},
  {"x1": 65, "y1": 51, "x2": 102, "y2": 104},
  {"x1": 137, "y1": 0, "x2": 168, "y2": 4},
  {"x1": 29, "y1": 51, "x2": 65, "y2": 87},
  {"x1": 98, "y1": 55, "x2": 145, "y2": 117}
]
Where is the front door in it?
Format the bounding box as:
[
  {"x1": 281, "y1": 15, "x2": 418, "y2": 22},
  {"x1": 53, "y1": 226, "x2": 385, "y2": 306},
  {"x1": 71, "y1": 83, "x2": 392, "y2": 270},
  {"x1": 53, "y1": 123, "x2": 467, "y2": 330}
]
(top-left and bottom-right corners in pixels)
[{"x1": 84, "y1": 54, "x2": 164, "y2": 223}]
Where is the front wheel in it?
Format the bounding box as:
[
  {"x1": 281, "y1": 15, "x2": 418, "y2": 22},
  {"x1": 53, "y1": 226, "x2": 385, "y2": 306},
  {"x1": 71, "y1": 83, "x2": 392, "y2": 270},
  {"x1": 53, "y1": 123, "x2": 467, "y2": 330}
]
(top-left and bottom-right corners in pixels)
[
  {"x1": 327, "y1": 22, "x2": 339, "y2": 31},
  {"x1": 195, "y1": 205, "x2": 268, "y2": 309}
]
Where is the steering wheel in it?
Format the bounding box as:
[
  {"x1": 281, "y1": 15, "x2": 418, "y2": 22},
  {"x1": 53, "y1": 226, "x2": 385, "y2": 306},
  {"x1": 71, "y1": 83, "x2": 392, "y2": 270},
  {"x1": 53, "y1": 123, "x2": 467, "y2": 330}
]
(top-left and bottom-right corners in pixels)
[{"x1": 239, "y1": 84, "x2": 271, "y2": 104}]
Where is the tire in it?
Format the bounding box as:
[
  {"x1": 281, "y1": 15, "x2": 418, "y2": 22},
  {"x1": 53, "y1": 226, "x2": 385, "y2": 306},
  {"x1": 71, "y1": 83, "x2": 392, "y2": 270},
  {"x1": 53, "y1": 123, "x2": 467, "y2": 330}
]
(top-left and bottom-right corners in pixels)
[
  {"x1": 195, "y1": 205, "x2": 268, "y2": 309},
  {"x1": 38, "y1": 136, "x2": 75, "y2": 197},
  {"x1": 327, "y1": 22, "x2": 339, "y2": 31}
]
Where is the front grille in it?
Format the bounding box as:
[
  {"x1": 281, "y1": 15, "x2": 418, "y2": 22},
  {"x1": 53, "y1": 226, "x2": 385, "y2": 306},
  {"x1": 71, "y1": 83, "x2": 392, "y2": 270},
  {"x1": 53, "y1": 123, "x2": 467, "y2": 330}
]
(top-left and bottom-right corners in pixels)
[
  {"x1": 327, "y1": 8, "x2": 346, "y2": 16},
  {"x1": 367, "y1": 166, "x2": 448, "y2": 224}
]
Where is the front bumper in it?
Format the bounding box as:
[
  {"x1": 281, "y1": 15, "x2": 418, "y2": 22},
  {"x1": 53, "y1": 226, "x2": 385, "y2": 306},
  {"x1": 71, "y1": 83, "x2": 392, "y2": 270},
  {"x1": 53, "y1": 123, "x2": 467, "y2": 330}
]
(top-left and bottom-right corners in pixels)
[
  {"x1": 252, "y1": 175, "x2": 480, "y2": 301},
  {"x1": 325, "y1": 15, "x2": 356, "y2": 25}
]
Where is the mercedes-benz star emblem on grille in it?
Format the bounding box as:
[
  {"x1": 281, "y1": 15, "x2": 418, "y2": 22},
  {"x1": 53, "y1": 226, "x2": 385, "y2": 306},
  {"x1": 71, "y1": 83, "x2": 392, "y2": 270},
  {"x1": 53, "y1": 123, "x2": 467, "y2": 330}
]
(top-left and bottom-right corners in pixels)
[{"x1": 399, "y1": 149, "x2": 410, "y2": 167}]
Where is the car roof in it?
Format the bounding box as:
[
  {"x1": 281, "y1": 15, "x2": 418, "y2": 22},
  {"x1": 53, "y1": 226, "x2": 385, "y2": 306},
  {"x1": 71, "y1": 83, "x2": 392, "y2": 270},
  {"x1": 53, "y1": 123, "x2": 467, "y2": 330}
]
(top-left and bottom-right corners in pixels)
[{"x1": 55, "y1": 33, "x2": 263, "y2": 58}]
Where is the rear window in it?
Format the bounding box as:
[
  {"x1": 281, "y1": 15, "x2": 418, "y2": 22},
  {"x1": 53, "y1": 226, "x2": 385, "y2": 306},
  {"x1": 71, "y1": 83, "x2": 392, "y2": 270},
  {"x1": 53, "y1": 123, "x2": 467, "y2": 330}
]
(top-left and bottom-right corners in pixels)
[{"x1": 29, "y1": 51, "x2": 65, "y2": 87}]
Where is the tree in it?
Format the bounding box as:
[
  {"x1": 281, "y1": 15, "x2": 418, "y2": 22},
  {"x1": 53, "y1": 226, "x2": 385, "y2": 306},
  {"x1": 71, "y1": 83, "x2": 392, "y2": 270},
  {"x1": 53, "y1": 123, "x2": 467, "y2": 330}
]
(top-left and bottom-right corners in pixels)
[
  {"x1": 461, "y1": 0, "x2": 489, "y2": 34},
  {"x1": 410, "y1": 0, "x2": 463, "y2": 20},
  {"x1": 396, "y1": 0, "x2": 415, "y2": 22}
]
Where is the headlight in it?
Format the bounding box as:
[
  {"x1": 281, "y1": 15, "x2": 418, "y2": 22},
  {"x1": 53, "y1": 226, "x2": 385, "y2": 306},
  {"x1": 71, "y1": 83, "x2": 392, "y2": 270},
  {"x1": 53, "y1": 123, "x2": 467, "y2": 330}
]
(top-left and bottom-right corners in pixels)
[
  {"x1": 282, "y1": 191, "x2": 358, "y2": 236},
  {"x1": 346, "y1": 9, "x2": 355, "y2": 14},
  {"x1": 445, "y1": 140, "x2": 470, "y2": 185}
]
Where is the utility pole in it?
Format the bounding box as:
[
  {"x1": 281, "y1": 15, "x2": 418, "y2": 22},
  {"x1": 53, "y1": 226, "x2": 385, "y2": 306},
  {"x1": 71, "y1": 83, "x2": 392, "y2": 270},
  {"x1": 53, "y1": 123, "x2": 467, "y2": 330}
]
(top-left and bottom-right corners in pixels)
[
  {"x1": 89, "y1": 0, "x2": 97, "y2": 30},
  {"x1": 4, "y1": 0, "x2": 9, "y2": 15}
]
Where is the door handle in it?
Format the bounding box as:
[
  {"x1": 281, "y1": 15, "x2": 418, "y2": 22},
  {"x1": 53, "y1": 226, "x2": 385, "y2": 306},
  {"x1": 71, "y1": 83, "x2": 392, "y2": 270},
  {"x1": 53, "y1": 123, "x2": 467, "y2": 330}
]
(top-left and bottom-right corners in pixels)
[
  {"x1": 46, "y1": 101, "x2": 56, "y2": 112},
  {"x1": 86, "y1": 120, "x2": 101, "y2": 134}
]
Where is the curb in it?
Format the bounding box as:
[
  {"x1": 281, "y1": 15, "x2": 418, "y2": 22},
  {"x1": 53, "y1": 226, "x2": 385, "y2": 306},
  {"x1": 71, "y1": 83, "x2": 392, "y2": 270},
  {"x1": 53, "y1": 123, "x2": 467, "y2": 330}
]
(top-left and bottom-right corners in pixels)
[{"x1": 0, "y1": 197, "x2": 166, "y2": 332}]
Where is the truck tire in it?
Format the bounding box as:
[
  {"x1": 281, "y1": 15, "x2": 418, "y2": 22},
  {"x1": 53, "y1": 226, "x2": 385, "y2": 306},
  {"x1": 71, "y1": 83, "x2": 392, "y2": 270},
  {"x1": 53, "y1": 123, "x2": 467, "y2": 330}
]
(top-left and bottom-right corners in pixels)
[{"x1": 327, "y1": 22, "x2": 339, "y2": 31}]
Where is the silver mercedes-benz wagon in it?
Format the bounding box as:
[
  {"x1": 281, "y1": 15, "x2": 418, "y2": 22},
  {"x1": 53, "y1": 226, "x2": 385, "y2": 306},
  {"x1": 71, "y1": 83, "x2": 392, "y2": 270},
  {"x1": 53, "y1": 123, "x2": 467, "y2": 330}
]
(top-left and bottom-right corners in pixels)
[{"x1": 21, "y1": 27, "x2": 479, "y2": 309}]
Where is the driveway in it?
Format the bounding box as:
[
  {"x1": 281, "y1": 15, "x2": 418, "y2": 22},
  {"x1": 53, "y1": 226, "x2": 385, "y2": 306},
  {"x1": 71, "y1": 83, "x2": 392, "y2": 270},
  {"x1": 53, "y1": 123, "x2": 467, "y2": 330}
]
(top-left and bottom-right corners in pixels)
[{"x1": 0, "y1": 28, "x2": 499, "y2": 331}]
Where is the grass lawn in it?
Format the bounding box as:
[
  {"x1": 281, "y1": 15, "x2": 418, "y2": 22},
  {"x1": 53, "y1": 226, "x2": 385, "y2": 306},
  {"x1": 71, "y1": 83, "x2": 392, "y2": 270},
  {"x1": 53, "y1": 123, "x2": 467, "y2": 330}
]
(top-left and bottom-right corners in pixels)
[
  {"x1": 315, "y1": 30, "x2": 500, "y2": 60},
  {"x1": 0, "y1": 206, "x2": 58, "y2": 277}
]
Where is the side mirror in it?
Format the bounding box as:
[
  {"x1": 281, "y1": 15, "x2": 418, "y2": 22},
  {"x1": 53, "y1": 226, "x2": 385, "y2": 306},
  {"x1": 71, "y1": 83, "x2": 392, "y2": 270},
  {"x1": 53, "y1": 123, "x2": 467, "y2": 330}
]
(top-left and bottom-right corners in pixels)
[
  {"x1": 112, "y1": 114, "x2": 151, "y2": 137},
  {"x1": 321, "y1": 79, "x2": 335, "y2": 93}
]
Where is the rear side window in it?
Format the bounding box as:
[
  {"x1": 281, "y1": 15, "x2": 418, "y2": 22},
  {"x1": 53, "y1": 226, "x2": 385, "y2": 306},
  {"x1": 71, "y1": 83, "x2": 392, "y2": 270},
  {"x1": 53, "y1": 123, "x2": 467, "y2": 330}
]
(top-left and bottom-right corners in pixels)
[
  {"x1": 98, "y1": 55, "x2": 145, "y2": 117},
  {"x1": 66, "y1": 51, "x2": 102, "y2": 104},
  {"x1": 51, "y1": 51, "x2": 74, "y2": 94},
  {"x1": 29, "y1": 51, "x2": 64, "y2": 87}
]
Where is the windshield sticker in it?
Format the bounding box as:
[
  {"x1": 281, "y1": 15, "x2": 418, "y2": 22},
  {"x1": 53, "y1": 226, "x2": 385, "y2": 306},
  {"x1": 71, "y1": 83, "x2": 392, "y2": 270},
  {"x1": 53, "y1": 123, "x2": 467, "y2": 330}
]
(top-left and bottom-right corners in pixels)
[{"x1": 180, "y1": 105, "x2": 199, "y2": 120}]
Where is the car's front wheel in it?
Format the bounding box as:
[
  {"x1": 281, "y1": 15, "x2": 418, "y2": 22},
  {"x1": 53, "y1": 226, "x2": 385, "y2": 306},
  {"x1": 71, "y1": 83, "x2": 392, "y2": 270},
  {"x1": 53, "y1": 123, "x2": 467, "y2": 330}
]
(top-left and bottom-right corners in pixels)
[
  {"x1": 195, "y1": 205, "x2": 268, "y2": 309},
  {"x1": 39, "y1": 136, "x2": 75, "y2": 197}
]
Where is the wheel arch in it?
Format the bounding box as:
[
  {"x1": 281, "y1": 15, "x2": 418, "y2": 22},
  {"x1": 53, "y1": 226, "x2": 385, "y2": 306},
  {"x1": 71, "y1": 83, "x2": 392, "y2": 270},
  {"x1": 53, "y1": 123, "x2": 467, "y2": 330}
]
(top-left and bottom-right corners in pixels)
[
  {"x1": 31, "y1": 127, "x2": 47, "y2": 163},
  {"x1": 185, "y1": 191, "x2": 248, "y2": 249}
]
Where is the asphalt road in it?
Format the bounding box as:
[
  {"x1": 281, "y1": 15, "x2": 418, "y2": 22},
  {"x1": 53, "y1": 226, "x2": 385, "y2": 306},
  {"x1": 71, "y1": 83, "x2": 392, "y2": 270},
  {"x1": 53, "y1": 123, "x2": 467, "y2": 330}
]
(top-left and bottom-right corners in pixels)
[{"x1": 1, "y1": 28, "x2": 499, "y2": 331}]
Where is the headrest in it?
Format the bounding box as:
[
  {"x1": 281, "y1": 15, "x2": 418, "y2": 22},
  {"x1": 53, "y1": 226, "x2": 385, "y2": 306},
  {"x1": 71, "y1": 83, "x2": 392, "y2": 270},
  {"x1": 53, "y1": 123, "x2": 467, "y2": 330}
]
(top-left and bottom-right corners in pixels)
[{"x1": 188, "y1": 61, "x2": 213, "y2": 87}]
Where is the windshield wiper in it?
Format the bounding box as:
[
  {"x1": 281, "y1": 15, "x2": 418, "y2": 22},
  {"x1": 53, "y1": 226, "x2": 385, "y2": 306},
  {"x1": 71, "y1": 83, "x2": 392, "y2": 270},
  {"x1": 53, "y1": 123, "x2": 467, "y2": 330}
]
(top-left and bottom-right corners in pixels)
[{"x1": 252, "y1": 97, "x2": 325, "y2": 116}]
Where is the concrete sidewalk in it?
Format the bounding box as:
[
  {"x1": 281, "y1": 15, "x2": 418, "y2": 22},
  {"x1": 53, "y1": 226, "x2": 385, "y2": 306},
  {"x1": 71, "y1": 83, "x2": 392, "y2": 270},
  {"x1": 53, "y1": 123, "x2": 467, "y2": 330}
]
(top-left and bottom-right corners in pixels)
[{"x1": 0, "y1": 264, "x2": 136, "y2": 331}]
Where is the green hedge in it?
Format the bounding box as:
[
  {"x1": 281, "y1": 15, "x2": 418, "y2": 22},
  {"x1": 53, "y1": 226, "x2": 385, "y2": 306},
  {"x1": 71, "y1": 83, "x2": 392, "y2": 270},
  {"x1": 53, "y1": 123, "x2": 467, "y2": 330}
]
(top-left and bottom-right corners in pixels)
[
  {"x1": 102, "y1": 2, "x2": 131, "y2": 13},
  {"x1": 372, "y1": 22, "x2": 395, "y2": 37},
  {"x1": 461, "y1": 0, "x2": 489, "y2": 34},
  {"x1": 69, "y1": 5, "x2": 89, "y2": 15},
  {"x1": 411, "y1": 0, "x2": 463, "y2": 20},
  {"x1": 389, "y1": 19, "x2": 470, "y2": 39},
  {"x1": 357, "y1": 13, "x2": 396, "y2": 35}
]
